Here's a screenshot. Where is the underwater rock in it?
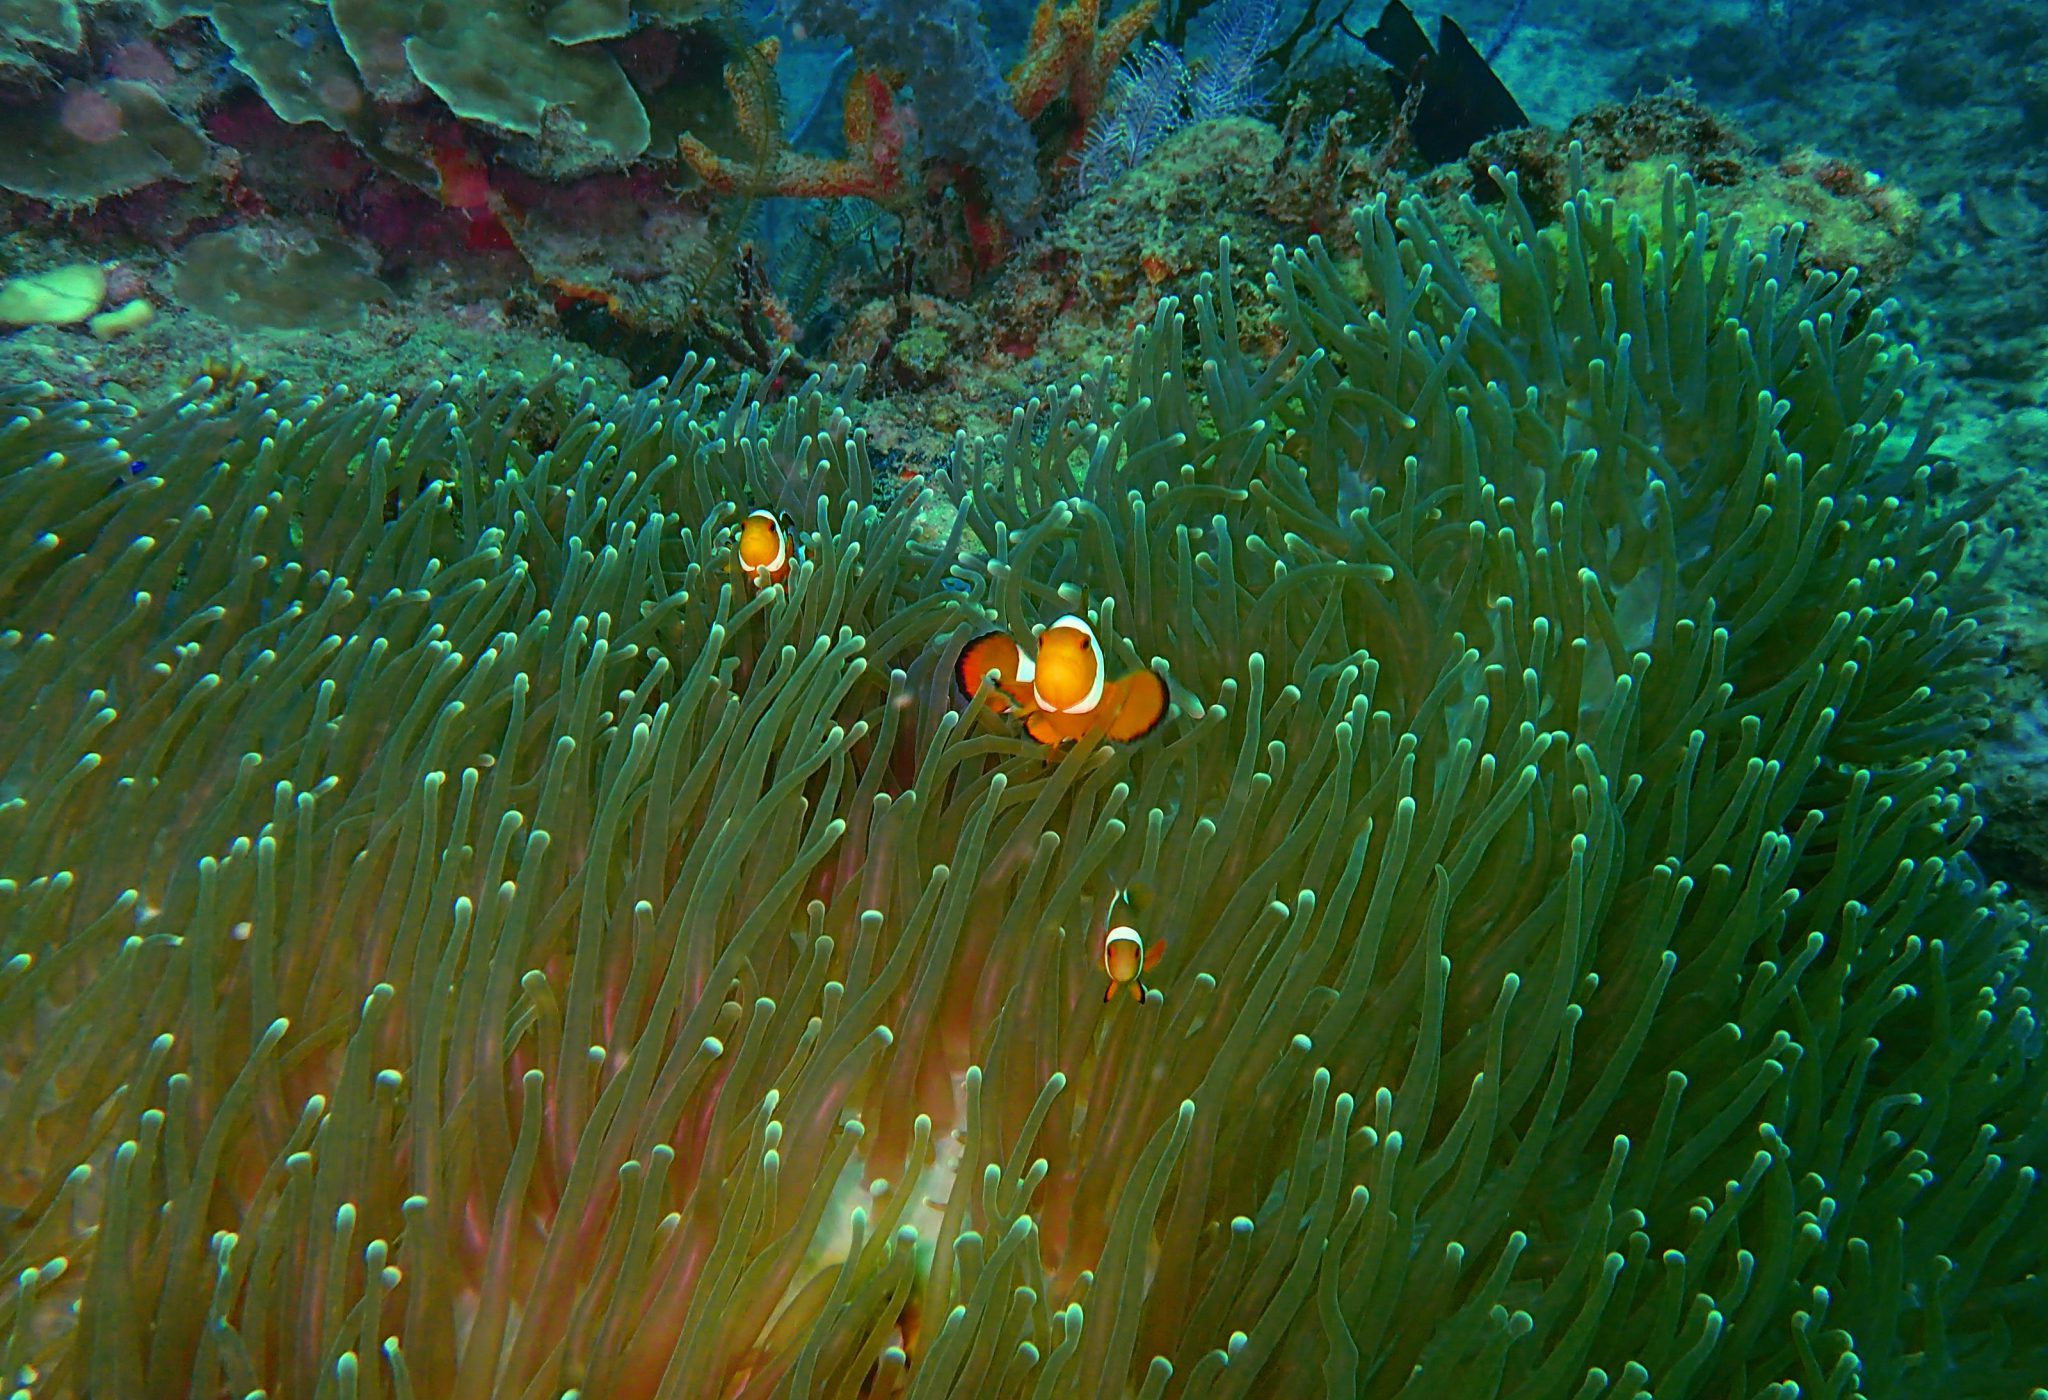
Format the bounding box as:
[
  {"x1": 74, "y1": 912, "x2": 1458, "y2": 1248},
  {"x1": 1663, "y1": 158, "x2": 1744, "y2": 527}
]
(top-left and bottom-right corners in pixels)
[
  {"x1": 1462, "y1": 92, "x2": 1923, "y2": 300},
  {"x1": 174, "y1": 225, "x2": 389, "y2": 330}
]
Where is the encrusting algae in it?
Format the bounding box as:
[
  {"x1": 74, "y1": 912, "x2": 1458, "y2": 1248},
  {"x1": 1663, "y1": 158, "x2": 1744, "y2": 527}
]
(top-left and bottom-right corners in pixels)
[{"x1": 0, "y1": 160, "x2": 2044, "y2": 1398}]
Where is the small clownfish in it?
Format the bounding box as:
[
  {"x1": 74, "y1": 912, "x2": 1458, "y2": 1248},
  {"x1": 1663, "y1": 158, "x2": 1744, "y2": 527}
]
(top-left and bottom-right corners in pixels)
[
  {"x1": 955, "y1": 613, "x2": 1170, "y2": 746},
  {"x1": 737, "y1": 509, "x2": 797, "y2": 588},
  {"x1": 1102, "y1": 902, "x2": 1165, "y2": 1003}
]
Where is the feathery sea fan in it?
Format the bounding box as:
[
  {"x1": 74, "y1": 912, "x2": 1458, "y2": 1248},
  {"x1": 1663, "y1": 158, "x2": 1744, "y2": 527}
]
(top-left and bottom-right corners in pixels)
[
  {"x1": 1187, "y1": 0, "x2": 1276, "y2": 123},
  {"x1": 1074, "y1": 0, "x2": 1272, "y2": 195},
  {"x1": 0, "y1": 162, "x2": 2042, "y2": 1398},
  {"x1": 1076, "y1": 41, "x2": 1190, "y2": 195}
]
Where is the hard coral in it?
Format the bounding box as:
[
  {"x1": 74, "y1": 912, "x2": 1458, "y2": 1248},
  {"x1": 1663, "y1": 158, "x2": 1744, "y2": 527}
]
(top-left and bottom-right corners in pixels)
[
  {"x1": 173, "y1": 223, "x2": 389, "y2": 330},
  {"x1": 0, "y1": 78, "x2": 212, "y2": 206}
]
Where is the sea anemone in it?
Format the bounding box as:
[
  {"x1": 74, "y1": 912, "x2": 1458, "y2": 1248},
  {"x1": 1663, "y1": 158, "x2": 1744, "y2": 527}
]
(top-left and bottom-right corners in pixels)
[{"x1": 0, "y1": 159, "x2": 2040, "y2": 1398}]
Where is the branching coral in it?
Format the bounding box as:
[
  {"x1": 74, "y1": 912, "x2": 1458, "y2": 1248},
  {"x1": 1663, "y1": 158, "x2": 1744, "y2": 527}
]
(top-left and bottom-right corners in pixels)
[
  {"x1": 774, "y1": 0, "x2": 1049, "y2": 228},
  {"x1": 750, "y1": 0, "x2": 1156, "y2": 231},
  {"x1": 679, "y1": 40, "x2": 911, "y2": 206},
  {"x1": 0, "y1": 160, "x2": 2043, "y2": 1398},
  {"x1": 1011, "y1": 0, "x2": 1162, "y2": 131}
]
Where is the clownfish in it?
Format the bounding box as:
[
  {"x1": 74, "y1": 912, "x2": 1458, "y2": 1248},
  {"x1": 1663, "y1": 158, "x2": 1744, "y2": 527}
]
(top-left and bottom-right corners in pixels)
[
  {"x1": 1102, "y1": 898, "x2": 1165, "y2": 1003},
  {"x1": 736, "y1": 509, "x2": 797, "y2": 588},
  {"x1": 955, "y1": 613, "x2": 1170, "y2": 746}
]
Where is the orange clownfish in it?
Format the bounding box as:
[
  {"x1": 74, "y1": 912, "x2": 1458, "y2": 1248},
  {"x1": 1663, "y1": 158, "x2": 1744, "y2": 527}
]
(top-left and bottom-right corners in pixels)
[
  {"x1": 737, "y1": 509, "x2": 797, "y2": 588},
  {"x1": 955, "y1": 614, "x2": 1170, "y2": 746},
  {"x1": 1102, "y1": 902, "x2": 1165, "y2": 1003}
]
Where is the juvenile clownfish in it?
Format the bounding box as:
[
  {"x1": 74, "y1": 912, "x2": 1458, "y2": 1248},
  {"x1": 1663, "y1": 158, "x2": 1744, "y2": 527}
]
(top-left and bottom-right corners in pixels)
[
  {"x1": 955, "y1": 613, "x2": 1169, "y2": 746},
  {"x1": 1102, "y1": 900, "x2": 1165, "y2": 1003},
  {"x1": 737, "y1": 509, "x2": 797, "y2": 588}
]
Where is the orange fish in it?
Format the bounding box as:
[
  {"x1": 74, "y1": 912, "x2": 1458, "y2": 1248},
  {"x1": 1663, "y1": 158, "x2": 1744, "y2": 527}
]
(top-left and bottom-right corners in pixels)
[
  {"x1": 1102, "y1": 896, "x2": 1165, "y2": 1003},
  {"x1": 955, "y1": 613, "x2": 1169, "y2": 746},
  {"x1": 737, "y1": 509, "x2": 797, "y2": 588}
]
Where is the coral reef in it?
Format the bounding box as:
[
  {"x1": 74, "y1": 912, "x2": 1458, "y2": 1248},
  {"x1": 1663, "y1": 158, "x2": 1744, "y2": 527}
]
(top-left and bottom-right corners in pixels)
[
  {"x1": 816, "y1": 90, "x2": 1926, "y2": 474},
  {"x1": 0, "y1": 0, "x2": 1186, "y2": 388},
  {"x1": 0, "y1": 165, "x2": 2040, "y2": 1397}
]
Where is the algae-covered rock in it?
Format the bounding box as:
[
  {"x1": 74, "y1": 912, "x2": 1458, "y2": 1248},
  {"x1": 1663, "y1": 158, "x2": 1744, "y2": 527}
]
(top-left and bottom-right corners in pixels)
[
  {"x1": 0, "y1": 263, "x2": 106, "y2": 326},
  {"x1": 175, "y1": 226, "x2": 388, "y2": 330},
  {"x1": 0, "y1": 80, "x2": 211, "y2": 205}
]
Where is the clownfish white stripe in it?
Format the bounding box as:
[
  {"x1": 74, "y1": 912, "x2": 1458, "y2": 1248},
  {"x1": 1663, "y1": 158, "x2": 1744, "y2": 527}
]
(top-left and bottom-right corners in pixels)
[{"x1": 1102, "y1": 913, "x2": 1159, "y2": 1003}]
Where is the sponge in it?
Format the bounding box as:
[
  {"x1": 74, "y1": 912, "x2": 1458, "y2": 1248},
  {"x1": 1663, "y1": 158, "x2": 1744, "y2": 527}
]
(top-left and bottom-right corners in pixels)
[
  {"x1": 0, "y1": 262, "x2": 105, "y2": 326},
  {"x1": 89, "y1": 297, "x2": 154, "y2": 339}
]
